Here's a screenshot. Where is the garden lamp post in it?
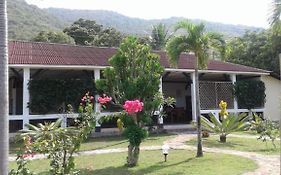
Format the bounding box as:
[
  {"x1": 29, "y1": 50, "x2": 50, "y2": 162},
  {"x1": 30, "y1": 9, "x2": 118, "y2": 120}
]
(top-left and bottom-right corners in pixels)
[{"x1": 162, "y1": 144, "x2": 170, "y2": 162}]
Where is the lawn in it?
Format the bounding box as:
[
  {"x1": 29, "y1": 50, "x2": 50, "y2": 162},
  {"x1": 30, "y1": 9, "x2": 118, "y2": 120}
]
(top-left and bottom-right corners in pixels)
[
  {"x1": 187, "y1": 135, "x2": 280, "y2": 155},
  {"x1": 9, "y1": 150, "x2": 257, "y2": 175},
  {"x1": 9, "y1": 133, "x2": 176, "y2": 155}
]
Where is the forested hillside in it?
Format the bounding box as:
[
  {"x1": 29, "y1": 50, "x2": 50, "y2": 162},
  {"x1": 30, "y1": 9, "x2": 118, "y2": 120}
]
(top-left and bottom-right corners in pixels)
[
  {"x1": 7, "y1": 0, "x2": 66, "y2": 40},
  {"x1": 7, "y1": 0, "x2": 263, "y2": 40},
  {"x1": 46, "y1": 8, "x2": 263, "y2": 37}
]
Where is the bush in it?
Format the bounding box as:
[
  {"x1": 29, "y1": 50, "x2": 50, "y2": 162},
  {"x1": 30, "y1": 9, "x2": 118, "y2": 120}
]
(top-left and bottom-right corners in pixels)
[{"x1": 233, "y1": 80, "x2": 266, "y2": 109}]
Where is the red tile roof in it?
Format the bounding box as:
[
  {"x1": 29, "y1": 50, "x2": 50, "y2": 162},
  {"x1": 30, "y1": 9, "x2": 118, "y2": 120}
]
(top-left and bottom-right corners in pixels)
[{"x1": 9, "y1": 41, "x2": 269, "y2": 74}]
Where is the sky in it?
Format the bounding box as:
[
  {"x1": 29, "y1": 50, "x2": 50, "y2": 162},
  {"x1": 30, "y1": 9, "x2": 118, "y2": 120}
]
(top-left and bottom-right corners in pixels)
[{"x1": 26, "y1": 0, "x2": 272, "y2": 28}]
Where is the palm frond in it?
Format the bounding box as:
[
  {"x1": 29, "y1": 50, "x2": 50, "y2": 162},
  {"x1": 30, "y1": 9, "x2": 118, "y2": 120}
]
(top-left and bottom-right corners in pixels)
[
  {"x1": 166, "y1": 36, "x2": 189, "y2": 67},
  {"x1": 268, "y1": 0, "x2": 281, "y2": 26}
]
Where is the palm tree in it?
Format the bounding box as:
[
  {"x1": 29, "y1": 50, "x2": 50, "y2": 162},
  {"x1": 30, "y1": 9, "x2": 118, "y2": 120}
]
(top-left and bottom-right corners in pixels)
[
  {"x1": 268, "y1": 0, "x2": 281, "y2": 27},
  {"x1": 166, "y1": 21, "x2": 225, "y2": 157},
  {"x1": 150, "y1": 23, "x2": 172, "y2": 50},
  {"x1": 0, "y1": 0, "x2": 8, "y2": 173}
]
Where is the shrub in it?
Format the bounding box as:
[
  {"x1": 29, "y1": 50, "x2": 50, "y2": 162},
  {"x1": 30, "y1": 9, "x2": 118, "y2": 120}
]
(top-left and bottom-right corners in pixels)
[{"x1": 233, "y1": 80, "x2": 266, "y2": 109}]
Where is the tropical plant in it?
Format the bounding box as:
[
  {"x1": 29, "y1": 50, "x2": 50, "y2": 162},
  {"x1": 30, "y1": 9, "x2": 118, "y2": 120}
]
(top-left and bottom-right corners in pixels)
[
  {"x1": 201, "y1": 101, "x2": 251, "y2": 142},
  {"x1": 0, "y1": 0, "x2": 9, "y2": 173},
  {"x1": 166, "y1": 21, "x2": 226, "y2": 156},
  {"x1": 268, "y1": 0, "x2": 281, "y2": 31},
  {"x1": 96, "y1": 36, "x2": 164, "y2": 167},
  {"x1": 18, "y1": 93, "x2": 97, "y2": 174},
  {"x1": 150, "y1": 23, "x2": 171, "y2": 50}
]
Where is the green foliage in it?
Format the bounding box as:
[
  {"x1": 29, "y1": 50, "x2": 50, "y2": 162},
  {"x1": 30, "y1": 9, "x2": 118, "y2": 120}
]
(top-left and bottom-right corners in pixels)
[
  {"x1": 150, "y1": 23, "x2": 171, "y2": 50},
  {"x1": 20, "y1": 93, "x2": 97, "y2": 174},
  {"x1": 28, "y1": 79, "x2": 95, "y2": 114},
  {"x1": 201, "y1": 113, "x2": 251, "y2": 142},
  {"x1": 9, "y1": 137, "x2": 35, "y2": 175},
  {"x1": 123, "y1": 125, "x2": 148, "y2": 146},
  {"x1": 63, "y1": 18, "x2": 103, "y2": 45},
  {"x1": 226, "y1": 30, "x2": 281, "y2": 76},
  {"x1": 7, "y1": 0, "x2": 66, "y2": 40},
  {"x1": 96, "y1": 36, "x2": 164, "y2": 166},
  {"x1": 7, "y1": 0, "x2": 262, "y2": 41},
  {"x1": 166, "y1": 21, "x2": 226, "y2": 69},
  {"x1": 233, "y1": 80, "x2": 266, "y2": 109},
  {"x1": 32, "y1": 31, "x2": 75, "y2": 44},
  {"x1": 63, "y1": 18, "x2": 124, "y2": 47},
  {"x1": 47, "y1": 8, "x2": 262, "y2": 38},
  {"x1": 251, "y1": 114, "x2": 280, "y2": 148}
]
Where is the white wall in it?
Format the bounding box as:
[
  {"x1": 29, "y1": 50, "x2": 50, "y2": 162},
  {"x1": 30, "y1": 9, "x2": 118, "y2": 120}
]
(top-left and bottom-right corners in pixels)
[
  {"x1": 162, "y1": 82, "x2": 191, "y2": 109},
  {"x1": 261, "y1": 76, "x2": 281, "y2": 121}
]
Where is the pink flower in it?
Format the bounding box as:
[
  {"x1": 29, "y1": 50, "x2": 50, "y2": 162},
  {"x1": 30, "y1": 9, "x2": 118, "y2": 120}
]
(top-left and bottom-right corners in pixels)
[
  {"x1": 98, "y1": 94, "x2": 112, "y2": 104},
  {"x1": 123, "y1": 100, "x2": 144, "y2": 115}
]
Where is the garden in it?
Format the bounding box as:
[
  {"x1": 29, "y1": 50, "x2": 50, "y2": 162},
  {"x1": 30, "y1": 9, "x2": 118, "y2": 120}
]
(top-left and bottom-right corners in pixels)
[{"x1": 8, "y1": 25, "x2": 280, "y2": 175}]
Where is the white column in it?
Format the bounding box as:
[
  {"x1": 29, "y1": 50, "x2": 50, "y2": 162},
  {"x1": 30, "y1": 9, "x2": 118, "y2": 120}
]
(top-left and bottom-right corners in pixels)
[
  {"x1": 230, "y1": 74, "x2": 238, "y2": 113},
  {"x1": 94, "y1": 69, "x2": 101, "y2": 131},
  {"x1": 23, "y1": 68, "x2": 30, "y2": 130},
  {"x1": 158, "y1": 77, "x2": 163, "y2": 125},
  {"x1": 191, "y1": 72, "x2": 197, "y2": 121}
]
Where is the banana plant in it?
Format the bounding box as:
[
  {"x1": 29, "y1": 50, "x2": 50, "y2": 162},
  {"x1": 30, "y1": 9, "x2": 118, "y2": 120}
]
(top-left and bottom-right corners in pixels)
[{"x1": 201, "y1": 113, "x2": 251, "y2": 142}]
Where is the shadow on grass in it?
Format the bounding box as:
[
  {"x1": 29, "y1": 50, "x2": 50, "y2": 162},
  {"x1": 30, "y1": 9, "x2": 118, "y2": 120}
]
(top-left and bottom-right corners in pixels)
[{"x1": 77, "y1": 157, "x2": 195, "y2": 175}]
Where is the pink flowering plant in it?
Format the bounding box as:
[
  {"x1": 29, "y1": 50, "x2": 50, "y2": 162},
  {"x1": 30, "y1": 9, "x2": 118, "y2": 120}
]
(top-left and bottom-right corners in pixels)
[
  {"x1": 11, "y1": 92, "x2": 98, "y2": 174},
  {"x1": 96, "y1": 37, "x2": 165, "y2": 167}
]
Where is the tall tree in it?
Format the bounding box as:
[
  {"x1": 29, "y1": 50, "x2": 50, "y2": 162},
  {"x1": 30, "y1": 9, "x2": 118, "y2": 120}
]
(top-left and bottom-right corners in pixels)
[
  {"x1": 92, "y1": 27, "x2": 124, "y2": 47},
  {"x1": 150, "y1": 23, "x2": 171, "y2": 50},
  {"x1": 226, "y1": 31, "x2": 280, "y2": 76},
  {"x1": 32, "y1": 31, "x2": 75, "y2": 44},
  {"x1": 0, "y1": 0, "x2": 9, "y2": 174},
  {"x1": 166, "y1": 21, "x2": 225, "y2": 157},
  {"x1": 63, "y1": 18, "x2": 123, "y2": 47},
  {"x1": 63, "y1": 18, "x2": 103, "y2": 45}
]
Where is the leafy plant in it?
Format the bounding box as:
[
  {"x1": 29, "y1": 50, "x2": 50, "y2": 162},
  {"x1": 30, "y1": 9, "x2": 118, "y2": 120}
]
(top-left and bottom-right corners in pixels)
[
  {"x1": 201, "y1": 101, "x2": 251, "y2": 142},
  {"x1": 9, "y1": 136, "x2": 35, "y2": 175},
  {"x1": 18, "y1": 93, "x2": 97, "y2": 175},
  {"x1": 251, "y1": 114, "x2": 280, "y2": 148},
  {"x1": 96, "y1": 36, "x2": 164, "y2": 167},
  {"x1": 234, "y1": 80, "x2": 266, "y2": 109}
]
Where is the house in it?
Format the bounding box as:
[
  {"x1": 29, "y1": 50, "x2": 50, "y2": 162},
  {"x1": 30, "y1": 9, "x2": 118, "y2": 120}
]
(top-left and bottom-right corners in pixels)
[{"x1": 8, "y1": 41, "x2": 279, "y2": 133}]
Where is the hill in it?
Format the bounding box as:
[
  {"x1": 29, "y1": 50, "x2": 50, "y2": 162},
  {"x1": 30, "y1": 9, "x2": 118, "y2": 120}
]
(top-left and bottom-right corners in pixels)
[
  {"x1": 46, "y1": 8, "x2": 263, "y2": 38},
  {"x1": 7, "y1": 0, "x2": 66, "y2": 40},
  {"x1": 7, "y1": 0, "x2": 263, "y2": 40}
]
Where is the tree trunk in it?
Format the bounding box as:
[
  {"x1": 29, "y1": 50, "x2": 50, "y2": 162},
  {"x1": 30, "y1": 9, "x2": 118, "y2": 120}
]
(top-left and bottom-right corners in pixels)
[
  {"x1": 127, "y1": 143, "x2": 140, "y2": 167},
  {"x1": 0, "y1": 0, "x2": 9, "y2": 174},
  {"x1": 220, "y1": 134, "x2": 227, "y2": 143},
  {"x1": 195, "y1": 56, "x2": 203, "y2": 157}
]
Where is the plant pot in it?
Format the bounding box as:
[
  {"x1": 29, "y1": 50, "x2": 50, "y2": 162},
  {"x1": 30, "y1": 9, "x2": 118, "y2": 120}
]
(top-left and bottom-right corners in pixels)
[
  {"x1": 220, "y1": 135, "x2": 226, "y2": 142},
  {"x1": 202, "y1": 131, "x2": 210, "y2": 138}
]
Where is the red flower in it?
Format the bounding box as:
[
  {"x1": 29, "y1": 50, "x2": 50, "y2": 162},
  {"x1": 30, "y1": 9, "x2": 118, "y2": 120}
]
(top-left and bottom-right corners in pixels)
[
  {"x1": 123, "y1": 100, "x2": 144, "y2": 115},
  {"x1": 98, "y1": 94, "x2": 112, "y2": 104}
]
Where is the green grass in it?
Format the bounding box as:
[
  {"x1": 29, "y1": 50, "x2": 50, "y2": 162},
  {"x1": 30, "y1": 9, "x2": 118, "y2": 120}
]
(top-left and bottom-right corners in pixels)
[
  {"x1": 9, "y1": 133, "x2": 176, "y2": 155},
  {"x1": 80, "y1": 133, "x2": 175, "y2": 151},
  {"x1": 232, "y1": 130, "x2": 259, "y2": 136},
  {"x1": 187, "y1": 136, "x2": 280, "y2": 155},
  {"x1": 9, "y1": 150, "x2": 257, "y2": 175}
]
